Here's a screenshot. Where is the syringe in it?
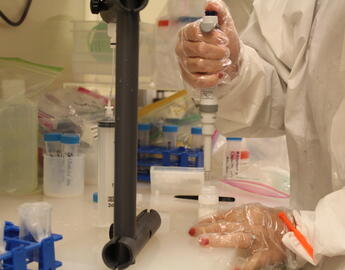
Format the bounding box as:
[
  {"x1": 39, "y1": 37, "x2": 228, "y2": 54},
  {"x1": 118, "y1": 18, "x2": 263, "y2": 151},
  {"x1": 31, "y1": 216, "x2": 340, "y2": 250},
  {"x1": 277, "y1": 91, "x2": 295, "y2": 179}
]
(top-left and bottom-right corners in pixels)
[{"x1": 200, "y1": 10, "x2": 219, "y2": 181}]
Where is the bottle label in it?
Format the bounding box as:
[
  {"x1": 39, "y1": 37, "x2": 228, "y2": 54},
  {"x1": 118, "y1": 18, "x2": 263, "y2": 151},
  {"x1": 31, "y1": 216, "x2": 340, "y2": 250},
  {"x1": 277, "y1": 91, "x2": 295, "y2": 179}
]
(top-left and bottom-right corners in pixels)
[{"x1": 226, "y1": 151, "x2": 241, "y2": 178}]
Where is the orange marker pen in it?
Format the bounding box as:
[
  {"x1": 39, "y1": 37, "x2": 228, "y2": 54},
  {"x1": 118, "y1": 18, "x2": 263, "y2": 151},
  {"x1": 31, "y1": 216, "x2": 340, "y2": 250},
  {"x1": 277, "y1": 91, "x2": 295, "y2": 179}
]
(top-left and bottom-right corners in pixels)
[{"x1": 278, "y1": 212, "x2": 314, "y2": 259}]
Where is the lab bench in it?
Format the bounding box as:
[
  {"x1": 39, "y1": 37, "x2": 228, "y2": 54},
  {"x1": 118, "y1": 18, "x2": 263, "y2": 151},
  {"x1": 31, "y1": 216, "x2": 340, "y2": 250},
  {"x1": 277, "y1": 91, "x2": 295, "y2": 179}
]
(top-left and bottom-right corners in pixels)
[{"x1": 0, "y1": 183, "x2": 289, "y2": 270}]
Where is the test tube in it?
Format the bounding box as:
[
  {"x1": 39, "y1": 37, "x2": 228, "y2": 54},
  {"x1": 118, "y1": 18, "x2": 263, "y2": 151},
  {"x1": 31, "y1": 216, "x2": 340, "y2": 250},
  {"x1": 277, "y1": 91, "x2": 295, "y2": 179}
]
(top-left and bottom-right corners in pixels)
[
  {"x1": 190, "y1": 127, "x2": 203, "y2": 149},
  {"x1": 138, "y1": 123, "x2": 151, "y2": 147},
  {"x1": 44, "y1": 133, "x2": 62, "y2": 157},
  {"x1": 163, "y1": 125, "x2": 178, "y2": 149},
  {"x1": 61, "y1": 134, "x2": 80, "y2": 157}
]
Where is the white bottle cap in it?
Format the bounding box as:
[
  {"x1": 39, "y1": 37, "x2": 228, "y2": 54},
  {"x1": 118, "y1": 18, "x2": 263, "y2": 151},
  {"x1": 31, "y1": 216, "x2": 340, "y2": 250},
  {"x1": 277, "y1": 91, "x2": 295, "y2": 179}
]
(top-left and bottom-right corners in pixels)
[{"x1": 199, "y1": 185, "x2": 219, "y2": 205}]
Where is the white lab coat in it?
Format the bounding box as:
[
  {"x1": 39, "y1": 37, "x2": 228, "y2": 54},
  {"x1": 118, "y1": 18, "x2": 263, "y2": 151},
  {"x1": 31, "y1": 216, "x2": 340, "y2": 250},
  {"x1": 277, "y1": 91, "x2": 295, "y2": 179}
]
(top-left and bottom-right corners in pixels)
[{"x1": 215, "y1": 0, "x2": 345, "y2": 268}]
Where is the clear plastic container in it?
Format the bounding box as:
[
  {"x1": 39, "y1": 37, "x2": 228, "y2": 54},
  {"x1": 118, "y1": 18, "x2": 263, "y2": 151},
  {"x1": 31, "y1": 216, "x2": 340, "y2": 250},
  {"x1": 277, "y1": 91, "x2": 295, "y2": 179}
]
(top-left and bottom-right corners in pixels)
[
  {"x1": 150, "y1": 166, "x2": 204, "y2": 195},
  {"x1": 43, "y1": 154, "x2": 85, "y2": 197},
  {"x1": 138, "y1": 123, "x2": 151, "y2": 147},
  {"x1": 0, "y1": 80, "x2": 38, "y2": 194},
  {"x1": 190, "y1": 127, "x2": 203, "y2": 149},
  {"x1": 198, "y1": 185, "x2": 219, "y2": 219},
  {"x1": 18, "y1": 202, "x2": 52, "y2": 242},
  {"x1": 97, "y1": 118, "x2": 115, "y2": 227},
  {"x1": 163, "y1": 125, "x2": 178, "y2": 148},
  {"x1": 61, "y1": 134, "x2": 80, "y2": 157},
  {"x1": 223, "y1": 138, "x2": 243, "y2": 179},
  {"x1": 44, "y1": 133, "x2": 62, "y2": 157}
]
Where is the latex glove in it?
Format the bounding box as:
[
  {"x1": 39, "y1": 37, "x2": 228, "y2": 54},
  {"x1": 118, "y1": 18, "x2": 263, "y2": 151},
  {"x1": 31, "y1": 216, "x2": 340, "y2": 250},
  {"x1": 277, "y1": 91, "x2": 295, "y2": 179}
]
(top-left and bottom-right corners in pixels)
[
  {"x1": 188, "y1": 204, "x2": 294, "y2": 270},
  {"x1": 175, "y1": 0, "x2": 241, "y2": 89}
]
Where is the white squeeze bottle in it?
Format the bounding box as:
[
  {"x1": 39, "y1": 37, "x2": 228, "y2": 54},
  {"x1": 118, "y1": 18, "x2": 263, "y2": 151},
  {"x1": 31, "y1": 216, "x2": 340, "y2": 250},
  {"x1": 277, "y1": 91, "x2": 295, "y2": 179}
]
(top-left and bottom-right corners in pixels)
[{"x1": 0, "y1": 80, "x2": 38, "y2": 194}]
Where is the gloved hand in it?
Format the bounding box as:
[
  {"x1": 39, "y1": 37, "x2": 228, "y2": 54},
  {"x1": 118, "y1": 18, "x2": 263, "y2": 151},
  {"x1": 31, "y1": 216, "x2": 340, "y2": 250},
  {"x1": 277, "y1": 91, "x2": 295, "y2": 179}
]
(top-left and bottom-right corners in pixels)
[
  {"x1": 188, "y1": 204, "x2": 293, "y2": 270},
  {"x1": 175, "y1": 0, "x2": 241, "y2": 89}
]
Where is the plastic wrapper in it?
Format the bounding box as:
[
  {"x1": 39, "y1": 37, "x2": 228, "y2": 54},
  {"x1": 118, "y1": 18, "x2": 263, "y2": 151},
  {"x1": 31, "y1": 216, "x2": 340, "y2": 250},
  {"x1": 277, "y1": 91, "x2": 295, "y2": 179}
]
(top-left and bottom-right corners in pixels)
[
  {"x1": 189, "y1": 204, "x2": 297, "y2": 270},
  {"x1": 39, "y1": 87, "x2": 108, "y2": 149},
  {"x1": 139, "y1": 90, "x2": 200, "y2": 146},
  {"x1": 175, "y1": 0, "x2": 241, "y2": 98},
  {"x1": 0, "y1": 57, "x2": 63, "y2": 107},
  {"x1": 0, "y1": 220, "x2": 4, "y2": 254},
  {"x1": 18, "y1": 202, "x2": 52, "y2": 242}
]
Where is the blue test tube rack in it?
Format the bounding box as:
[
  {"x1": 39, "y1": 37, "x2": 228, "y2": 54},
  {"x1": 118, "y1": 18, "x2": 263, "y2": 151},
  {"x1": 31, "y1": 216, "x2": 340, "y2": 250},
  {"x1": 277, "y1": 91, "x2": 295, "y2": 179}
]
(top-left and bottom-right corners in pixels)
[
  {"x1": 0, "y1": 222, "x2": 63, "y2": 270},
  {"x1": 137, "y1": 146, "x2": 204, "y2": 182}
]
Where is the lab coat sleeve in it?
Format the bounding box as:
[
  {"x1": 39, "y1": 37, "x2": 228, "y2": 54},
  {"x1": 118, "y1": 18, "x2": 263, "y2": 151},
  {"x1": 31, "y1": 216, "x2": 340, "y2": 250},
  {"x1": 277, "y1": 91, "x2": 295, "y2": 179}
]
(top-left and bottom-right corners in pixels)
[
  {"x1": 213, "y1": 18, "x2": 287, "y2": 138},
  {"x1": 214, "y1": 42, "x2": 286, "y2": 138},
  {"x1": 214, "y1": 0, "x2": 317, "y2": 138},
  {"x1": 282, "y1": 188, "x2": 345, "y2": 267}
]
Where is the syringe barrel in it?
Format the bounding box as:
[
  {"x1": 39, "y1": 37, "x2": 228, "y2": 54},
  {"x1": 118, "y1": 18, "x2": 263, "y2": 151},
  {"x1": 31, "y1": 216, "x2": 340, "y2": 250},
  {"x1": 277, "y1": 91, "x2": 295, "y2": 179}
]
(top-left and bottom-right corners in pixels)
[{"x1": 98, "y1": 119, "x2": 115, "y2": 227}]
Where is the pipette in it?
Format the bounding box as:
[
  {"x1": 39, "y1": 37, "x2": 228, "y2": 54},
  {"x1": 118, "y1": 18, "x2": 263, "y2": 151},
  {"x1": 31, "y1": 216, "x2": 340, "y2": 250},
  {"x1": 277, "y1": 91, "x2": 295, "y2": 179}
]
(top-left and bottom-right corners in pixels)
[{"x1": 199, "y1": 11, "x2": 219, "y2": 181}]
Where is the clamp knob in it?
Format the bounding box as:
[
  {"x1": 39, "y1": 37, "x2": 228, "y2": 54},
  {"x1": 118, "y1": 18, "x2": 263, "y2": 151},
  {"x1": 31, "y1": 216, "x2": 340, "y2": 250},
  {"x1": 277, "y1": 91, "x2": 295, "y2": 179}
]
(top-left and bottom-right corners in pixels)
[{"x1": 90, "y1": 0, "x2": 105, "y2": 14}]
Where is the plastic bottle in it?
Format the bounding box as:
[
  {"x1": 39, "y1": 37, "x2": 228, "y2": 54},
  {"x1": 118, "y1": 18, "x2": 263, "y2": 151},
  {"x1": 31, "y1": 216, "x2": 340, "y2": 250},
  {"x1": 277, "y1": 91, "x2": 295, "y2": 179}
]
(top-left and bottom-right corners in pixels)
[
  {"x1": 190, "y1": 127, "x2": 203, "y2": 149},
  {"x1": 138, "y1": 123, "x2": 151, "y2": 147},
  {"x1": 163, "y1": 125, "x2": 178, "y2": 149},
  {"x1": 198, "y1": 185, "x2": 219, "y2": 219},
  {"x1": 0, "y1": 80, "x2": 38, "y2": 194},
  {"x1": 224, "y1": 138, "x2": 243, "y2": 179}
]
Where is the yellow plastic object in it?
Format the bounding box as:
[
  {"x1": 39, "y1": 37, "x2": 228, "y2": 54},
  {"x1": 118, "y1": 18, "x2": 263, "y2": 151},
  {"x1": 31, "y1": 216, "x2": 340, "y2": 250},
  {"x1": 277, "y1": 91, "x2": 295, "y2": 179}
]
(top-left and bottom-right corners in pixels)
[{"x1": 138, "y1": 90, "x2": 187, "y2": 119}]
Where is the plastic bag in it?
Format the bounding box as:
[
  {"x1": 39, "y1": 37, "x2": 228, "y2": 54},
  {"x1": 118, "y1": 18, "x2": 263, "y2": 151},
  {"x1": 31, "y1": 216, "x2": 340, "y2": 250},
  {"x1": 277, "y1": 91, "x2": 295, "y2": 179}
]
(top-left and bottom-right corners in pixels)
[
  {"x1": 0, "y1": 57, "x2": 63, "y2": 106},
  {"x1": 18, "y1": 202, "x2": 52, "y2": 242},
  {"x1": 139, "y1": 90, "x2": 200, "y2": 146},
  {"x1": 212, "y1": 135, "x2": 290, "y2": 197},
  {"x1": 39, "y1": 87, "x2": 108, "y2": 149}
]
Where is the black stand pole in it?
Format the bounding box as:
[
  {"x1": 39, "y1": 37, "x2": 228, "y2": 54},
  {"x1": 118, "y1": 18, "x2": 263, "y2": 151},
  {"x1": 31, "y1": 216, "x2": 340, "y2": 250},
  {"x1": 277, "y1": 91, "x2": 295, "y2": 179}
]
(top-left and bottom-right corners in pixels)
[{"x1": 91, "y1": 1, "x2": 161, "y2": 269}]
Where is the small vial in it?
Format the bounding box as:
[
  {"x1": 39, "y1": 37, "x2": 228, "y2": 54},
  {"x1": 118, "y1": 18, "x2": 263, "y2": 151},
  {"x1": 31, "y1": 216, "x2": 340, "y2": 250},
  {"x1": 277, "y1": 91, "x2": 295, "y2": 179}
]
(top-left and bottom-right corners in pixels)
[
  {"x1": 44, "y1": 133, "x2": 62, "y2": 157},
  {"x1": 224, "y1": 138, "x2": 243, "y2": 179},
  {"x1": 61, "y1": 134, "x2": 80, "y2": 157},
  {"x1": 198, "y1": 185, "x2": 219, "y2": 219},
  {"x1": 138, "y1": 124, "x2": 151, "y2": 147},
  {"x1": 163, "y1": 125, "x2": 178, "y2": 149},
  {"x1": 190, "y1": 127, "x2": 203, "y2": 149}
]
